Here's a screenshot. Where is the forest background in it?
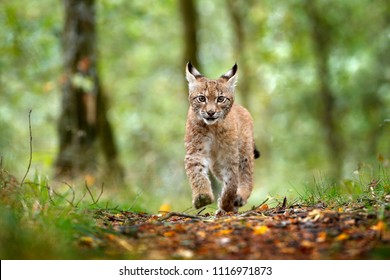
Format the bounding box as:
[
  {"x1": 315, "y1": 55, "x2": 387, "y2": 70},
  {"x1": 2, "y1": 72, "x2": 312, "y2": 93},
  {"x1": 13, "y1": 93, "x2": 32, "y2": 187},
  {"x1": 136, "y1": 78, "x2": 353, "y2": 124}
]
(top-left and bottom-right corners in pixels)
[{"x1": 1, "y1": 0, "x2": 389, "y2": 214}]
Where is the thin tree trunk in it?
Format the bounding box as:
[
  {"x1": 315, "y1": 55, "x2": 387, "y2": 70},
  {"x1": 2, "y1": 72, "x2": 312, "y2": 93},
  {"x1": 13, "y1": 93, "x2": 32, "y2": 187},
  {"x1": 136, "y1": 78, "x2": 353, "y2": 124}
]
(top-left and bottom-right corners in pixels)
[
  {"x1": 179, "y1": 0, "x2": 200, "y2": 69},
  {"x1": 304, "y1": 0, "x2": 343, "y2": 181},
  {"x1": 226, "y1": 0, "x2": 251, "y2": 109},
  {"x1": 55, "y1": 0, "x2": 122, "y2": 179},
  {"x1": 365, "y1": 0, "x2": 390, "y2": 158}
]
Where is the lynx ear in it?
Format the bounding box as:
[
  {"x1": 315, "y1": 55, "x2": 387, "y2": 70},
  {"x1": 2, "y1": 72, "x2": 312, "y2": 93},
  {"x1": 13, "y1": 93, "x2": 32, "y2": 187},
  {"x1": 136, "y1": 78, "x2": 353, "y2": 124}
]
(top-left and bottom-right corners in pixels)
[
  {"x1": 221, "y1": 63, "x2": 238, "y2": 90},
  {"x1": 186, "y1": 62, "x2": 202, "y2": 85}
]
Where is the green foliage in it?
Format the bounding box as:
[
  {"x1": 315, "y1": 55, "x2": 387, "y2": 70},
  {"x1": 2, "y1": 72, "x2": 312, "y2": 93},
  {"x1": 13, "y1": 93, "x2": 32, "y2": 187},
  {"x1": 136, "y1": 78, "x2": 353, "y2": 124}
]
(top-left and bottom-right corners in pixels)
[
  {"x1": 0, "y1": 0, "x2": 389, "y2": 212},
  {"x1": 298, "y1": 164, "x2": 390, "y2": 213},
  {"x1": 0, "y1": 169, "x2": 126, "y2": 259}
]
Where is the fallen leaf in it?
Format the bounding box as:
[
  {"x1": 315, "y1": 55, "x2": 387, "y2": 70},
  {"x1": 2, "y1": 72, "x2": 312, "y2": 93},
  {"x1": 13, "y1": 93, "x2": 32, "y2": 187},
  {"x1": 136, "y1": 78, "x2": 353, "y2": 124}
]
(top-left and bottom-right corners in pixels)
[
  {"x1": 253, "y1": 225, "x2": 269, "y2": 235},
  {"x1": 307, "y1": 209, "x2": 321, "y2": 222},
  {"x1": 371, "y1": 221, "x2": 385, "y2": 232},
  {"x1": 105, "y1": 233, "x2": 116, "y2": 241},
  {"x1": 258, "y1": 204, "x2": 269, "y2": 211},
  {"x1": 196, "y1": 231, "x2": 207, "y2": 239},
  {"x1": 316, "y1": 232, "x2": 327, "y2": 242},
  {"x1": 301, "y1": 240, "x2": 315, "y2": 248},
  {"x1": 215, "y1": 229, "x2": 234, "y2": 236},
  {"x1": 335, "y1": 233, "x2": 349, "y2": 241},
  {"x1": 78, "y1": 236, "x2": 96, "y2": 248},
  {"x1": 115, "y1": 237, "x2": 134, "y2": 251},
  {"x1": 163, "y1": 231, "x2": 176, "y2": 237},
  {"x1": 158, "y1": 203, "x2": 171, "y2": 215}
]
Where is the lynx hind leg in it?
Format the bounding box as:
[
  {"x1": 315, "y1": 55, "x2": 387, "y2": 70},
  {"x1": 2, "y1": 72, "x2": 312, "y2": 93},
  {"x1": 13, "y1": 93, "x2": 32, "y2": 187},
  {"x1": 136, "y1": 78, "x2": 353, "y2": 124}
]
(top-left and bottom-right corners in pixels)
[{"x1": 235, "y1": 149, "x2": 255, "y2": 208}]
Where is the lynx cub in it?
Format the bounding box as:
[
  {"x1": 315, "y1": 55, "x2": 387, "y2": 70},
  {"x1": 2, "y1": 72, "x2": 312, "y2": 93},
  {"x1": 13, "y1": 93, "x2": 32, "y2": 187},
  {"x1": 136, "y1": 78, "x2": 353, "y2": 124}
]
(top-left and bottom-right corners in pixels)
[{"x1": 184, "y1": 62, "x2": 259, "y2": 214}]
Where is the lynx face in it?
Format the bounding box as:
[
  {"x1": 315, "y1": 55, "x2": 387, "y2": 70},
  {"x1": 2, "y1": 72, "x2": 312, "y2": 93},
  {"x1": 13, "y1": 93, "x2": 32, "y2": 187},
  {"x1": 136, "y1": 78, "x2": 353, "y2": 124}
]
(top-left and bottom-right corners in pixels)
[{"x1": 186, "y1": 63, "x2": 237, "y2": 125}]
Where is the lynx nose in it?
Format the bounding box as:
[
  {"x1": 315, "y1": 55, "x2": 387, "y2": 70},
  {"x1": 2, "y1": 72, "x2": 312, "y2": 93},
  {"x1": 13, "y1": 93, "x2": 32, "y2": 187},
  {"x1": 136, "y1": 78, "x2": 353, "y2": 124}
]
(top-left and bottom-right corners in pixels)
[{"x1": 207, "y1": 111, "x2": 215, "y2": 117}]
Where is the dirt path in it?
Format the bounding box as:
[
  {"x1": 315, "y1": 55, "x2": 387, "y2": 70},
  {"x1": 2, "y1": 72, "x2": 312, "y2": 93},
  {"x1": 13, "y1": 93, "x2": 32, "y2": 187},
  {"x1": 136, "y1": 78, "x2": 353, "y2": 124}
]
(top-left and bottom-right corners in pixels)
[{"x1": 90, "y1": 202, "x2": 390, "y2": 259}]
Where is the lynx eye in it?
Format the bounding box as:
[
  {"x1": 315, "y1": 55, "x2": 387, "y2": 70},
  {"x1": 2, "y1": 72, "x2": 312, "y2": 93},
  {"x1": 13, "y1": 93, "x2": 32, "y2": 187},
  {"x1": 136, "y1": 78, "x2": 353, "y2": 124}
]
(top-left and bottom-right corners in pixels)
[
  {"x1": 197, "y1": 96, "x2": 206, "y2": 103},
  {"x1": 217, "y1": 96, "x2": 226, "y2": 103}
]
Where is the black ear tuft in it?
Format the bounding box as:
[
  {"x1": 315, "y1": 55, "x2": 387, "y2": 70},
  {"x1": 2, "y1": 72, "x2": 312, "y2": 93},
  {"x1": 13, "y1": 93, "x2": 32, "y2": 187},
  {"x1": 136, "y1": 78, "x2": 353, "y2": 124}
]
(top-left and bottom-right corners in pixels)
[
  {"x1": 221, "y1": 63, "x2": 238, "y2": 80},
  {"x1": 186, "y1": 61, "x2": 202, "y2": 78},
  {"x1": 187, "y1": 61, "x2": 193, "y2": 72},
  {"x1": 231, "y1": 63, "x2": 238, "y2": 76},
  {"x1": 254, "y1": 146, "x2": 260, "y2": 159}
]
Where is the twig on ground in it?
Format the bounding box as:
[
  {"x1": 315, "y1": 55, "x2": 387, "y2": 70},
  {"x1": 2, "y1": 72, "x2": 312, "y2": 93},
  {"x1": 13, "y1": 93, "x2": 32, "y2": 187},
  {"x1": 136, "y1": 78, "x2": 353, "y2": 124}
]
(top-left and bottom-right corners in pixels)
[
  {"x1": 21, "y1": 109, "x2": 33, "y2": 186},
  {"x1": 96, "y1": 183, "x2": 104, "y2": 203},
  {"x1": 51, "y1": 187, "x2": 74, "y2": 206},
  {"x1": 75, "y1": 190, "x2": 88, "y2": 207},
  {"x1": 63, "y1": 181, "x2": 76, "y2": 205},
  {"x1": 238, "y1": 211, "x2": 264, "y2": 217},
  {"x1": 197, "y1": 207, "x2": 207, "y2": 215},
  {"x1": 282, "y1": 196, "x2": 287, "y2": 209},
  {"x1": 158, "y1": 212, "x2": 202, "y2": 221},
  {"x1": 85, "y1": 181, "x2": 95, "y2": 204}
]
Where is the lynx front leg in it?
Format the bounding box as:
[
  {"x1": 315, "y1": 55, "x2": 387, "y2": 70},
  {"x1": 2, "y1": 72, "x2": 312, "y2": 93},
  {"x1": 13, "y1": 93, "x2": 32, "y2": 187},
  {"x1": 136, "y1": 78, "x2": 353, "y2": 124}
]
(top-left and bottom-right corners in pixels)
[{"x1": 185, "y1": 155, "x2": 214, "y2": 209}]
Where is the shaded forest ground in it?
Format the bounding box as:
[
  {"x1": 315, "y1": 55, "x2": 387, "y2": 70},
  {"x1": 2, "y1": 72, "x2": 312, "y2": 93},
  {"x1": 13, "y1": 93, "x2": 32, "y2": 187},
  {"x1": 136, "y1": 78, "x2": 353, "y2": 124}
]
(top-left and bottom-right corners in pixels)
[
  {"x1": 1, "y1": 167, "x2": 390, "y2": 260},
  {"x1": 90, "y1": 199, "x2": 390, "y2": 260}
]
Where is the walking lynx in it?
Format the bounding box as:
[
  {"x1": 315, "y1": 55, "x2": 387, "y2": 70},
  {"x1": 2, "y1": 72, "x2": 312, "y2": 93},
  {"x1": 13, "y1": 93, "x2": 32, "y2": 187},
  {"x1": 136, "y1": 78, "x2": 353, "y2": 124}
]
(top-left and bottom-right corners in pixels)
[{"x1": 184, "y1": 62, "x2": 259, "y2": 214}]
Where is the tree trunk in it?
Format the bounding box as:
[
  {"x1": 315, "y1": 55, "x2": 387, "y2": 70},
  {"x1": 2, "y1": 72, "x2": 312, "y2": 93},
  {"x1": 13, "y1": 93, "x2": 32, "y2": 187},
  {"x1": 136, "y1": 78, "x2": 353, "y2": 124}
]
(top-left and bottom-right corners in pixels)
[
  {"x1": 55, "y1": 0, "x2": 122, "y2": 179},
  {"x1": 226, "y1": 0, "x2": 252, "y2": 109},
  {"x1": 365, "y1": 0, "x2": 390, "y2": 158},
  {"x1": 179, "y1": 0, "x2": 200, "y2": 69},
  {"x1": 304, "y1": 0, "x2": 343, "y2": 181}
]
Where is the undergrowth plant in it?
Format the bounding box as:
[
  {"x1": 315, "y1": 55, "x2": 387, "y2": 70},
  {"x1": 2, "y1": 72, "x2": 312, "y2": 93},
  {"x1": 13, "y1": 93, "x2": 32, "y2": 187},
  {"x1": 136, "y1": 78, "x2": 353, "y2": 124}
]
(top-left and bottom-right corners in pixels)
[
  {"x1": 0, "y1": 168, "x2": 113, "y2": 259},
  {"x1": 297, "y1": 163, "x2": 390, "y2": 211}
]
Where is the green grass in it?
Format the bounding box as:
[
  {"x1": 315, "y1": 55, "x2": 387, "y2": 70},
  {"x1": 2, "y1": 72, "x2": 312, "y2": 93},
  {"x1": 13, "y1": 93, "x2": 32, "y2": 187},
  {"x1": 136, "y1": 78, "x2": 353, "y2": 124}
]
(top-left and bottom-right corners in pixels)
[
  {"x1": 296, "y1": 165, "x2": 390, "y2": 211},
  {"x1": 1, "y1": 163, "x2": 389, "y2": 259},
  {"x1": 0, "y1": 169, "x2": 112, "y2": 259}
]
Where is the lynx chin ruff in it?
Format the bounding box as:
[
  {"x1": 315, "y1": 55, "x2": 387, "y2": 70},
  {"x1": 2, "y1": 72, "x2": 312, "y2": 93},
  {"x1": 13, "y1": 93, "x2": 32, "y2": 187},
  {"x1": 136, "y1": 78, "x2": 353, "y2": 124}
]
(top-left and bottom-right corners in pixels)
[{"x1": 184, "y1": 62, "x2": 260, "y2": 214}]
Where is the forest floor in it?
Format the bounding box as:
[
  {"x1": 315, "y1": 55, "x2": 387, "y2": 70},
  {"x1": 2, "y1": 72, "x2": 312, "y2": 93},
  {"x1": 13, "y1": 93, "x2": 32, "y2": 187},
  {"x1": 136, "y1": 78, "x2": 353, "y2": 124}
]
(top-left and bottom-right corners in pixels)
[
  {"x1": 1, "y1": 167, "x2": 390, "y2": 259},
  {"x1": 86, "y1": 199, "x2": 390, "y2": 260}
]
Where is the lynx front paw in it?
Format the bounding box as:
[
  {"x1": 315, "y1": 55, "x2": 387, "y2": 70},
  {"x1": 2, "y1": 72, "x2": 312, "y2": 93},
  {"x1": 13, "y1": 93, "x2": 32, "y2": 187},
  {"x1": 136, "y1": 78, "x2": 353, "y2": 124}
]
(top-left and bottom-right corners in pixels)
[{"x1": 193, "y1": 193, "x2": 213, "y2": 209}]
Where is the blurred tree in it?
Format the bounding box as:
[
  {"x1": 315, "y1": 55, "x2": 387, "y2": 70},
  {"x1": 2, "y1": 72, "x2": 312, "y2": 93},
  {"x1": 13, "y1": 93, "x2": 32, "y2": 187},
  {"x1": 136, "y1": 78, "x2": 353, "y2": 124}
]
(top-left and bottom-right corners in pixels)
[
  {"x1": 179, "y1": 0, "x2": 200, "y2": 69},
  {"x1": 55, "y1": 0, "x2": 122, "y2": 179},
  {"x1": 226, "y1": 0, "x2": 253, "y2": 109},
  {"x1": 363, "y1": 0, "x2": 390, "y2": 158},
  {"x1": 304, "y1": 0, "x2": 343, "y2": 180}
]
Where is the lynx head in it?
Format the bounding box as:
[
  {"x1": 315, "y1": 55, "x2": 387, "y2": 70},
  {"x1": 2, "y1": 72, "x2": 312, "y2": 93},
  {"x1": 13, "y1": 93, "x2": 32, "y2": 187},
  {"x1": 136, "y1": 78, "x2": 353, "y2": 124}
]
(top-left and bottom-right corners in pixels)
[{"x1": 186, "y1": 62, "x2": 238, "y2": 125}]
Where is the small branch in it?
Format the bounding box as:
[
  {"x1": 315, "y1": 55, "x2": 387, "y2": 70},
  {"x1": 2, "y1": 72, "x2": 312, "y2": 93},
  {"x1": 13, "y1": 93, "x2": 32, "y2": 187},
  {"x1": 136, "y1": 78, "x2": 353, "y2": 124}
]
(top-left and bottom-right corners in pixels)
[
  {"x1": 64, "y1": 182, "x2": 76, "y2": 206},
  {"x1": 238, "y1": 211, "x2": 263, "y2": 217},
  {"x1": 282, "y1": 196, "x2": 287, "y2": 209},
  {"x1": 85, "y1": 180, "x2": 97, "y2": 205},
  {"x1": 84, "y1": 180, "x2": 103, "y2": 206},
  {"x1": 158, "y1": 212, "x2": 202, "y2": 222},
  {"x1": 96, "y1": 182, "x2": 104, "y2": 203},
  {"x1": 75, "y1": 190, "x2": 88, "y2": 207},
  {"x1": 51, "y1": 187, "x2": 75, "y2": 207},
  {"x1": 21, "y1": 109, "x2": 33, "y2": 186},
  {"x1": 197, "y1": 207, "x2": 207, "y2": 215}
]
